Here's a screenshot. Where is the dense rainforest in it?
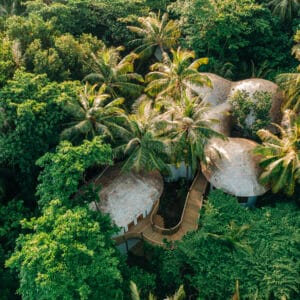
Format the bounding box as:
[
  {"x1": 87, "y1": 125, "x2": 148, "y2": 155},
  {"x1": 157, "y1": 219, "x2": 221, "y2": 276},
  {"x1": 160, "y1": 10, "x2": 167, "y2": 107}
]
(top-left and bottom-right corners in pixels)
[{"x1": 0, "y1": 0, "x2": 299, "y2": 299}]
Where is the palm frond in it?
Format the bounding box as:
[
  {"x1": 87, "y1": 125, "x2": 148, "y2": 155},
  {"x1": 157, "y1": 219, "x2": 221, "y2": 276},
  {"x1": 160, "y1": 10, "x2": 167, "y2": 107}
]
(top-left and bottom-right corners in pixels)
[{"x1": 130, "y1": 281, "x2": 140, "y2": 300}]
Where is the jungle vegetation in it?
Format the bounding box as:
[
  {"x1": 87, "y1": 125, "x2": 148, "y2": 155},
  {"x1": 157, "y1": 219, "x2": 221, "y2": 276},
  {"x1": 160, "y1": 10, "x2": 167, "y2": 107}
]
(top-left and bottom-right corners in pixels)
[{"x1": 0, "y1": 0, "x2": 299, "y2": 299}]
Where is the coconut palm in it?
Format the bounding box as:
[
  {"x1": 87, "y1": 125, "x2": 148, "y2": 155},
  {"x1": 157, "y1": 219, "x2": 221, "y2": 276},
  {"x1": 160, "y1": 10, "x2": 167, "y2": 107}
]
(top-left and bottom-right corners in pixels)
[
  {"x1": 267, "y1": 0, "x2": 300, "y2": 22},
  {"x1": 83, "y1": 46, "x2": 144, "y2": 99},
  {"x1": 162, "y1": 94, "x2": 224, "y2": 175},
  {"x1": 145, "y1": 48, "x2": 211, "y2": 103},
  {"x1": 277, "y1": 72, "x2": 300, "y2": 112},
  {"x1": 127, "y1": 12, "x2": 181, "y2": 61},
  {"x1": 276, "y1": 31, "x2": 300, "y2": 112},
  {"x1": 61, "y1": 83, "x2": 128, "y2": 143},
  {"x1": 115, "y1": 100, "x2": 169, "y2": 173},
  {"x1": 254, "y1": 110, "x2": 300, "y2": 195},
  {"x1": 0, "y1": 0, "x2": 19, "y2": 16}
]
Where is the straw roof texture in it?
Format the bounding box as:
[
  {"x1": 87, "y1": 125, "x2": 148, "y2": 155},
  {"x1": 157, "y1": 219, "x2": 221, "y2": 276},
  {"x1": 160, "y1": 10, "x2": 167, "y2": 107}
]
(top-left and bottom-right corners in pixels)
[
  {"x1": 203, "y1": 102, "x2": 232, "y2": 136},
  {"x1": 229, "y1": 78, "x2": 283, "y2": 124},
  {"x1": 201, "y1": 137, "x2": 268, "y2": 197},
  {"x1": 190, "y1": 74, "x2": 283, "y2": 136},
  {"x1": 190, "y1": 73, "x2": 232, "y2": 106},
  {"x1": 92, "y1": 166, "x2": 163, "y2": 228}
]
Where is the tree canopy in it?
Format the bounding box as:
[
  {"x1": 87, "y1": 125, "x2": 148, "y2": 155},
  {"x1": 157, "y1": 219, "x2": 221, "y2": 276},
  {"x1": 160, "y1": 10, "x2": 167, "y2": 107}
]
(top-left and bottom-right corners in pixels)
[
  {"x1": 0, "y1": 0, "x2": 299, "y2": 299},
  {"x1": 6, "y1": 200, "x2": 123, "y2": 300}
]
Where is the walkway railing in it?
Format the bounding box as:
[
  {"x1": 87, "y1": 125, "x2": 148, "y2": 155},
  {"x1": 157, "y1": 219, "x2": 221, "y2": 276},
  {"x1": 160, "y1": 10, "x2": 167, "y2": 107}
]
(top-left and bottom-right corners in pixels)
[
  {"x1": 114, "y1": 171, "x2": 207, "y2": 247},
  {"x1": 150, "y1": 170, "x2": 201, "y2": 235}
]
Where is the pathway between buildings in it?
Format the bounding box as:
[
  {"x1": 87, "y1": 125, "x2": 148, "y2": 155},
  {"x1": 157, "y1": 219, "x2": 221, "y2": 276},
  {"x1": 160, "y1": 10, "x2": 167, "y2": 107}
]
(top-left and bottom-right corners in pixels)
[{"x1": 114, "y1": 172, "x2": 207, "y2": 247}]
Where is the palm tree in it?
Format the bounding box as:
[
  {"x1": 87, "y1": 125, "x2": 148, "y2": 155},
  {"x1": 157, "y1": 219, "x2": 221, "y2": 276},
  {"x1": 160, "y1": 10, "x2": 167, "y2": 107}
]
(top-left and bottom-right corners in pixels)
[
  {"x1": 267, "y1": 0, "x2": 300, "y2": 22},
  {"x1": 127, "y1": 12, "x2": 181, "y2": 61},
  {"x1": 115, "y1": 100, "x2": 169, "y2": 173},
  {"x1": 145, "y1": 48, "x2": 211, "y2": 103},
  {"x1": 61, "y1": 83, "x2": 128, "y2": 143},
  {"x1": 276, "y1": 31, "x2": 300, "y2": 112},
  {"x1": 130, "y1": 281, "x2": 185, "y2": 300},
  {"x1": 162, "y1": 94, "x2": 224, "y2": 176},
  {"x1": 0, "y1": 0, "x2": 20, "y2": 16},
  {"x1": 83, "y1": 46, "x2": 144, "y2": 99},
  {"x1": 277, "y1": 72, "x2": 300, "y2": 112},
  {"x1": 254, "y1": 110, "x2": 300, "y2": 195}
]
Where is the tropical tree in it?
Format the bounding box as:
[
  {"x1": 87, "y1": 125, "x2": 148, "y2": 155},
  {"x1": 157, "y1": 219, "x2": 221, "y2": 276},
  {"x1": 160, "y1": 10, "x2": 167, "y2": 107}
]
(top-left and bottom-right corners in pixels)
[
  {"x1": 267, "y1": 0, "x2": 300, "y2": 22},
  {"x1": 162, "y1": 94, "x2": 223, "y2": 175},
  {"x1": 115, "y1": 100, "x2": 169, "y2": 172},
  {"x1": 83, "y1": 46, "x2": 144, "y2": 99},
  {"x1": 254, "y1": 109, "x2": 300, "y2": 195},
  {"x1": 276, "y1": 30, "x2": 300, "y2": 112},
  {"x1": 127, "y1": 12, "x2": 181, "y2": 60},
  {"x1": 6, "y1": 200, "x2": 123, "y2": 300},
  {"x1": 36, "y1": 137, "x2": 113, "y2": 208},
  {"x1": 145, "y1": 48, "x2": 210, "y2": 102},
  {"x1": 159, "y1": 189, "x2": 300, "y2": 299},
  {"x1": 61, "y1": 83, "x2": 128, "y2": 144},
  {"x1": 277, "y1": 71, "x2": 300, "y2": 112},
  {"x1": 0, "y1": 0, "x2": 21, "y2": 16},
  {"x1": 170, "y1": 0, "x2": 292, "y2": 80}
]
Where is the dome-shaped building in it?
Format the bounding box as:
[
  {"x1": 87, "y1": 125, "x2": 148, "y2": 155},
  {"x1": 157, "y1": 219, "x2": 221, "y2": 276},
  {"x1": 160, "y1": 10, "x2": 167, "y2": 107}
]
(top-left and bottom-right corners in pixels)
[
  {"x1": 201, "y1": 137, "x2": 268, "y2": 199},
  {"x1": 228, "y1": 78, "x2": 283, "y2": 125},
  {"x1": 91, "y1": 166, "x2": 163, "y2": 233}
]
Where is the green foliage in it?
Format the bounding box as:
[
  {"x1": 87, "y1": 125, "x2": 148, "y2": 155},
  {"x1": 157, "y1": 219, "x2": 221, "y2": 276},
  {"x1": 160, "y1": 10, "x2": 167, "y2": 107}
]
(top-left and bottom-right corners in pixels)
[
  {"x1": 6, "y1": 199, "x2": 123, "y2": 300},
  {"x1": 170, "y1": 0, "x2": 294, "y2": 80},
  {"x1": 127, "y1": 12, "x2": 181, "y2": 60},
  {"x1": 254, "y1": 109, "x2": 300, "y2": 195},
  {"x1": 60, "y1": 83, "x2": 128, "y2": 144},
  {"x1": 5, "y1": 14, "x2": 55, "y2": 52},
  {"x1": 25, "y1": 39, "x2": 68, "y2": 81},
  {"x1": 115, "y1": 100, "x2": 169, "y2": 172},
  {"x1": 130, "y1": 281, "x2": 185, "y2": 300},
  {"x1": 36, "y1": 137, "x2": 112, "y2": 208},
  {"x1": 0, "y1": 36, "x2": 17, "y2": 86},
  {"x1": 229, "y1": 90, "x2": 272, "y2": 139},
  {"x1": 24, "y1": 0, "x2": 150, "y2": 46},
  {"x1": 5, "y1": 14, "x2": 106, "y2": 81},
  {"x1": 83, "y1": 45, "x2": 144, "y2": 100},
  {"x1": 0, "y1": 70, "x2": 80, "y2": 194},
  {"x1": 54, "y1": 33, "x2": 105, "y2": 80},
  {"x1": 162, "y1": 94, "x2": 224, "y2": 171},
  {"x1": 0, "y1": 0, "x2": 299, "y2": 298},
  {"x1": 276, "y1": 30, "x2": 300, "y2": 112},
  {"x1": 126, "y1": 266, "x2": 156, "y2": 299},
  {"x1": 145, "y1": 48, "x2": 210, "y2": 101},
  {"x1": 0, "y1": 199, "x2": 29, "y2": 300},
  {"x1": 267, "y1": 0, "x2": 300, "y2": 22},
  {"x1": 160, "y1": 189, "x2": 300, "y2": 299},
  {"x1": 24, "y1": 32, "x2": 105, "y2": 81},
  {"x1": 0, "y1": 0, "x2": 23, "y2": 17}
]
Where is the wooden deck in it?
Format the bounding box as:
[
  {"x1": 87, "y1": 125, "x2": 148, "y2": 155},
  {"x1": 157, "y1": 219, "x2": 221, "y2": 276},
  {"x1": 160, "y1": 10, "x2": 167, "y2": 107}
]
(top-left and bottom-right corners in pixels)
[{"x1": 114, "y1": 172, "x2": 208, "y2": 247}]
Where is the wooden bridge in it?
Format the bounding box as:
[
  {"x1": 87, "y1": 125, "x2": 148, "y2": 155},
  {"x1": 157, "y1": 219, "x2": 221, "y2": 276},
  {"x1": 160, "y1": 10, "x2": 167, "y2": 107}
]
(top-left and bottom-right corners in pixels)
[{"x1": 114, "y1": 171, "x2": 208, "y2": 247}]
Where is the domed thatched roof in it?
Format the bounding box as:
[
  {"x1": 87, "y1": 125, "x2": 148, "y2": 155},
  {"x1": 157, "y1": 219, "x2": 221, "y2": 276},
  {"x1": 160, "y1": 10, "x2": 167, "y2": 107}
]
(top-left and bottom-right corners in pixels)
[
  {"x1": 228, "y1": 78, "x2": 283, "y2": 124},
  {"x1": 91, "y1": 166, "x2": 163, "y2": 228},
  {"x1": 201, "y1": 137, "x2": 268, "y2": 197},
  {"x1": 189, "y1": 73, "x2": 232, "y2": 106},
  {"x1": 203, "y1": 102, "x2": 232, "y2": 136}
]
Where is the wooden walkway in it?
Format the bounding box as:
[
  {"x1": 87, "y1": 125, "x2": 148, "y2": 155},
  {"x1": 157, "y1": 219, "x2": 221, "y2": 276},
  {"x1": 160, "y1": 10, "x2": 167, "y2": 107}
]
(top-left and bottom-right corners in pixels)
[{"x1": 114, "y1": 172, "x2": 208, "y2": 247}]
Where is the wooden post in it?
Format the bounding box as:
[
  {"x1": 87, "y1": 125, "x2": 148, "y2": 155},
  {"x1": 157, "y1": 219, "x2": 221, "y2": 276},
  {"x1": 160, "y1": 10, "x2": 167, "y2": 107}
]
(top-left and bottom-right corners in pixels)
[
  {"x1": 141, "y1": 233, "x2": 145, "y2": 256},
  {"x1": 124, "y1": 236, "x2": 129, "y2": 253}
]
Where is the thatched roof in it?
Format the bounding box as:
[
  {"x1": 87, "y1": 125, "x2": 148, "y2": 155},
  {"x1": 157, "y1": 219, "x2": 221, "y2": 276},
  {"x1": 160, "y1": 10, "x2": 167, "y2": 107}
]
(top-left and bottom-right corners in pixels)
[
  {"x1": 228, "y1": 78, "x2": 283, "y2": 124},
  {"x1": 190, "y1": 75, "x2": 283, "y2": 136},
  {"x1": 203, "y1": 102, "x2": 232, "y2": 136},
  {"x1": 91, "y1": 166, "x2": 163, "y2": 228},
  {"x1": 201, "y1": 137, "x2": 268, "y2": 197},
  {"x1": 189, "y1": 73, "x2": 232, "y2": 106}
]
